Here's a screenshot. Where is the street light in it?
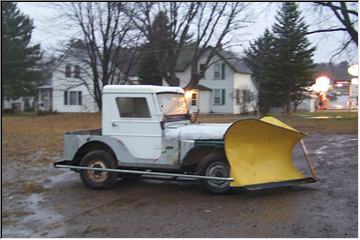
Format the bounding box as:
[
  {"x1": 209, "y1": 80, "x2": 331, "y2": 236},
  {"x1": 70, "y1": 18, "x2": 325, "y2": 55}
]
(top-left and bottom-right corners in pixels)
[
  {"x1": 348, "y1": 64, "x2": 358, "y2": 77},
  {"x1": 309, "y1": 76, "x2": 331, "y2": 111},
  {"x1": 311, "y1": 76, "x2": 330, "y2": 93}
]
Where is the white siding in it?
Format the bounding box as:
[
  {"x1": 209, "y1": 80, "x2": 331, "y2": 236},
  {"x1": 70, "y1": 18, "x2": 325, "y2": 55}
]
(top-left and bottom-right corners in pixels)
[
  {"x1": 198, "y1": 91, "x2": 211, "y2": 113},
  {"x1": 233, "y1": 73, "x2": 258, "y2": 114},
  {"x1": 201, "y1": 54, "x2": 234, "y2": 113},
  {"x1": 297, "y1": 97, "x2": 316, "y2": 112},
  {"x1": 51, "y1": 55, "x2": 99, "y2": 112},
  {"x1": 165, "y1": 50, "x2": 257, "y2": 114},
  {"x1": 174, "y1": 53, "x2": 235, "y2": 113}
]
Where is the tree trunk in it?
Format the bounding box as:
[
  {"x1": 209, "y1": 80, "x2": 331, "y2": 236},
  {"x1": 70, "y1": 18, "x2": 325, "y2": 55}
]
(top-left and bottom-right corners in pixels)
[
  {"x1": 285, "y1": 96, "x2": 291, "y2": 115},
  {"x1": 96, "y1": 96, "x2": 102, "y2": 111},
  {"x1": 2, "y1": 94, "x2": 5, "y2": 114},
  {"x1": 94, "y1": 88, "x2": 102, "y2": 111},
  {"x1": 164, "y1": 73, "x2": 179, "y2": 86},
  {"x1": 293, "y1": 102, "x2": 299, "y2": 113},
  {"x1": 184, "y1": 62, "x2": 201, "y2": 89}
]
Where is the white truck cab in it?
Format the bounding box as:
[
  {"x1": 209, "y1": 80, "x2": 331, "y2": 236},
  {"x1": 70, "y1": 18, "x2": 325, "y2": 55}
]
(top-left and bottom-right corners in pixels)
[{"x1": 102, "y1": 85, "x2": 187, "y2": 161}]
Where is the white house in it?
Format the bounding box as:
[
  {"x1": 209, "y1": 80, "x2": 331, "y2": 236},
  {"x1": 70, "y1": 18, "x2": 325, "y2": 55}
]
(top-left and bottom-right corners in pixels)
[
  {"x1": 297, "y1": 92, "x2": 317, "y2": 112},
  {"x1": 38, "y1": 44, "x2": 257, "y2": 114},
  {"x1": 37, "y1": 43, "x2": 139, "y2": 113},
  {"x1": 37, "y1": 51, "x2": 99, "y2": 113},
  {"x1": 3, "y1": 97, "x2": 35, "y2": 112},
  {"x1": 163, "y1": 49, "x2": 258, "y2": 114}
]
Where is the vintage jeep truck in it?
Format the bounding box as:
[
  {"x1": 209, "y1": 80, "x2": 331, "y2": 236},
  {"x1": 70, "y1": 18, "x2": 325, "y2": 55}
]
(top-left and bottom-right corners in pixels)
[{"x1": 55, "y1": 85, "x2": 318, "y2": 194}]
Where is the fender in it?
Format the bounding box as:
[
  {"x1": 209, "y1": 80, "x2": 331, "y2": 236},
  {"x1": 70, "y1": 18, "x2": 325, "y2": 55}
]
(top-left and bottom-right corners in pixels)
[{"x1": 181, "y1": 139, "x2": 225, "y2": 169}]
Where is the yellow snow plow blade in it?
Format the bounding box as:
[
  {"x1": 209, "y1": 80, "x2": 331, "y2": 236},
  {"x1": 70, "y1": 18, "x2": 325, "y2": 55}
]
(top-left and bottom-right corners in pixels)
[{"x1": 224, "y1": 116, "x2": 317, "y2": 189}]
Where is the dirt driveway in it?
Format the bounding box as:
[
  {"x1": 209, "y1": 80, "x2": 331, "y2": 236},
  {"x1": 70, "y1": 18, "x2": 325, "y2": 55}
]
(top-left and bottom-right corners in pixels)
[{"x1": 2, "y1": 134, "x2": 357, "y2": 237}]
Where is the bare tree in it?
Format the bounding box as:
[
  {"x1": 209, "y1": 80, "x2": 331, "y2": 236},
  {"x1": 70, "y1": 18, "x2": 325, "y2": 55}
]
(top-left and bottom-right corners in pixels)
[
  {"x1": 128, "y1": 2, "x2": 251, "y2": 88},
  {"x1": 54, "y1": 2, "x2": 139, "y2": 110},
  {"x1": 309, "y1": 2, "x2": 357, "y2": 44},
  {"x1": 185, "y1": 2, "x2": 251, "y2": 89},
  {"x1": 305, "y1": 2, "x2": 358, "y2": 59},
  {"x1": 126, "y1": 2, "x2": 200, "y2": 86}
]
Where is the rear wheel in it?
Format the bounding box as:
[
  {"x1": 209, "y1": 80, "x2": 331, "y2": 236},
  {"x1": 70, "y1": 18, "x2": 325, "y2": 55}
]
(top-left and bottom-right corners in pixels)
[
  {"x1": 79, "y1": 150, "x2": 118, "y2": 190},
  {"x1": 197, "y1": 154, "x2": 231, "y2": 194}
]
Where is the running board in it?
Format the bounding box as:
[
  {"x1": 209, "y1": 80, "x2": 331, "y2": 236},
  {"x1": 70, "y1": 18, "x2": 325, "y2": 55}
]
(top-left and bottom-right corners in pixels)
[{"x1": 54, "y1": 164, "x2": 234, "y2": 182}]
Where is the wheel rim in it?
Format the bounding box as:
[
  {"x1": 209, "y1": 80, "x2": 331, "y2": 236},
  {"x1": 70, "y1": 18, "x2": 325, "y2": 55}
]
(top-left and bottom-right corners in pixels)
[
  {"x1": 205, "y1": 163, "x2": 230, "y2": 189},
  {"x1": 86, "y1": 160, "x2": 108, "y2": 183}
]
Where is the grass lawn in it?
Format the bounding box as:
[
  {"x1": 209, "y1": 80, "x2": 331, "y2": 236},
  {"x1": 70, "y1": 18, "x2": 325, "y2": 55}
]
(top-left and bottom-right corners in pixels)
[
  {"x1": 198, "y1": 111, "x2": 357, "y2": 134},
  {"x1": 274, "y1": 112, "x2": 358, "y2": 134},
  {"x1": 2, "y1": 113, "x2": 101, "y2": 159},
  {"x1": 2, "y1": 111, "x2": 357, "y2": 159}
]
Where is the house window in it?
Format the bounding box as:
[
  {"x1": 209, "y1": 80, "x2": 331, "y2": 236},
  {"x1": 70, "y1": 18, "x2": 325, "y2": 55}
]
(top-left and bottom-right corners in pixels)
[
  {"x1": 74, "y1": 65, "x2": 81, "y2": 78},
  {"x1": 214, "y1": 63, "x2": 226, "y2": 80},
  {"x1": 191, "y1": 92, "x2": 197, "y2": 106},
  {"x1": 214, "y1": 89, "x2": 225, "y2": 105},
  {"x1": 64, "y1": 91, "x2": 82, "y2": 105},
  {"x1": 116, "y1": 97, "x2": 151, "y2": 118},
  {"x1": 65, "y1": 64, "x2": 71, "y2": 78}
]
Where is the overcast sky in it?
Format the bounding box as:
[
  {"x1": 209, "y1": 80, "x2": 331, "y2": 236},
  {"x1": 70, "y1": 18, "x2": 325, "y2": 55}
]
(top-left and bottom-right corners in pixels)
[{"x1": 17, "y1": 2, "x2": 358, "y2": 64}]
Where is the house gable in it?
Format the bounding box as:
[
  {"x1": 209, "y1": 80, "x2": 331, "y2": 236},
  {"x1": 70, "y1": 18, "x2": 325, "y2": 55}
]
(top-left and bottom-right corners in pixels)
[
  {"x1": 46, "y1": 52, "x2": 99, "y2": 113},
  {"x1": 166, "y1": 48, "x2": 257, "y2": 114}
]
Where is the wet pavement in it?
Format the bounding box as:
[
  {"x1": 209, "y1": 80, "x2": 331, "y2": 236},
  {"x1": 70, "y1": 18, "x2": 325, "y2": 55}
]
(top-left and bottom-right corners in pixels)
[{"x1": 2, "y1": 134, "x2": 357, "y2": 237}]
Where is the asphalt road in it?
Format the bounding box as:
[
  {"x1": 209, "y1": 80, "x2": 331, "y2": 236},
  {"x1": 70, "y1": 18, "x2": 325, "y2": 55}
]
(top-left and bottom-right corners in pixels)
[{"x1": 2, "y1": 134, "x2": 357, "y2": 237}]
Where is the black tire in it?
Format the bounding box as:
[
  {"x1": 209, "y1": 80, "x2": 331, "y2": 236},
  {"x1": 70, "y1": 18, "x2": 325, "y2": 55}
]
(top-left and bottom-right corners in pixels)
[
  {"x1": 79, "y1": 150, "x2": 118, "y2": 190},
  {"x1": 197, "y1": 153, "x2": 231, "y2": 194}
]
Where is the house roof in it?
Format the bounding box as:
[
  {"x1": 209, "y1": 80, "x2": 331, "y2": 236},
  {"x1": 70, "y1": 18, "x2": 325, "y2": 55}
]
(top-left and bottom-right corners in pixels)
[
  {"x1": 176, "y1": 47, "x2": 252, "y2": 74},
  {"x1": 193, "y1": 84, "x2": 212, "y2": 91},
  {"x1": 217, "y1": 50, "x2": 252, "y2": 74}
]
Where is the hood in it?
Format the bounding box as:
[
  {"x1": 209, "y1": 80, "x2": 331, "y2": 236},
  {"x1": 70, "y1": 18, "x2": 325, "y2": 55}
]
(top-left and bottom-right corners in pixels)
[{"x1": 165, "y1": 123, "x2": 232, "y2": 141}]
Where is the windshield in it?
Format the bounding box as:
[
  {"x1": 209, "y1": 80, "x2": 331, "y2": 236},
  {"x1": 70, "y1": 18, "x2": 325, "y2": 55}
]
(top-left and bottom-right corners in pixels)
[{"x1": 157, "y1": 93, "x2": 188, "y2": 116}]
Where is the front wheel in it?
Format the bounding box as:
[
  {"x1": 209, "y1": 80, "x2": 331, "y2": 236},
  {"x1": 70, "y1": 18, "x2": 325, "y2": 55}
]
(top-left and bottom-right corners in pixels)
[
  {"x1": 79, "y1": 150, "x2": 118, "y2": 190},
  {"x1": 197, "y1": 155, "x2": 231, "y2": 194}
]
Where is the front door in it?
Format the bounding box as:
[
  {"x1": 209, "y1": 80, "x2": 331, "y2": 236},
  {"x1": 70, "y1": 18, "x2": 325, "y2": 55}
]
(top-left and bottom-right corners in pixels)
[
  {"x1": 104, "y1": 93, "x2": 163, "y2": 160},
  {"x1": 189, "y1": 91, "x2": 199, "y2": 113}
]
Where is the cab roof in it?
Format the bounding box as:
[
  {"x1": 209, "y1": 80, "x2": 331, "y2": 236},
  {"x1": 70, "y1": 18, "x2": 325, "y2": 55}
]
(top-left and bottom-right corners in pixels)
[{"x1": 103, "y1": 85, "x2": 184, "y2": 94}]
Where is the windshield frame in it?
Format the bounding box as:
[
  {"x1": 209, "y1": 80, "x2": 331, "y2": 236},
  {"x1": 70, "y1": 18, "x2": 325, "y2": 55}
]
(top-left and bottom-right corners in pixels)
[{"x1": 156, "y1": 92, "x2": 190, "y2": 122}]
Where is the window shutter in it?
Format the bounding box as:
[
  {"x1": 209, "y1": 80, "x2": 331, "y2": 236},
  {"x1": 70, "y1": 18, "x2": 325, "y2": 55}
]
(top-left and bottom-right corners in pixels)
[
  {"x1": 236, "y1": 89, "x2": 240, "y2": 104},
  {"x1": 64, "y1": 91, "x2": 68, "y2": 105},
  {"x1": 221, "y1": 89, "x2": 225, "y2": 105},
  {"x1": 214, "y1": 64, "x2": 220, "y2": 79},
  {"x1": 65, "y1": 65, "x2": 71, "y2": 78},
  {"x1": 78, "y1": 91, "x2": 82, "y2": 105},
  {"x1": 74, "y1": 65, "x2": 81, "y2": 78},
  {"x1": 221, "y1": 63, "x2": 225, "y2": 79}
]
